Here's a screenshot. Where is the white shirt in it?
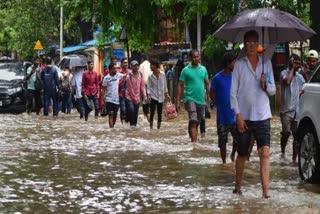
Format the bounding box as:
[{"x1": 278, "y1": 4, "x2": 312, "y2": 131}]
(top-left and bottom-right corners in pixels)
[
  {"x1": 102, "y1": 73, "x2": 123, "y2": 105},
  {"x1": 230, "y1": 56, "x2": 276, "y2": 121},
  {"x1": 139, "y1": 60, "x2": 152, "y2": 84},
  {"x1": 280, "y1": 69, "x2": 305, "y2": 117},
  {"x1": 71, "y1": 69, "x2": 83, "y2": 98},
  {"x1": 147, "y1": 72, "x2": 168, "y2": 103}
]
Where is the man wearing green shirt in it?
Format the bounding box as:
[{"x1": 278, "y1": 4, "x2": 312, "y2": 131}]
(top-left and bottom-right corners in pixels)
[{"x1": 176, "y1": 50, "x2": 210, "y2": 142}]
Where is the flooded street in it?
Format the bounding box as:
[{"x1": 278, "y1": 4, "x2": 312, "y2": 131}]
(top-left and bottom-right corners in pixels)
[{"x1": 0, "y1": 109, "x2": 320, "y2": 213}]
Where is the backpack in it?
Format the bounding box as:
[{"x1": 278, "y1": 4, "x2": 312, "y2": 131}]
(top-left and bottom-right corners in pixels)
[
  {"x1": 41, "y1": 66, "x2": 58, "y2": 92},
  {"x1": 60, "y1": 73, "x2": 71, "y2": 93}
]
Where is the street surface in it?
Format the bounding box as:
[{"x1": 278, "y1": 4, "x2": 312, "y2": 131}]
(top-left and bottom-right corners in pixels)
[{"x1": 0, "y1": 110, "x2": 319, "y2": 213}]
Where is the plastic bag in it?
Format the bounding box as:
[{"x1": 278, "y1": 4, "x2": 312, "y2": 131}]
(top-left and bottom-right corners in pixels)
[{"x1": 165, "y1": 102, "x2": 177, "y2": 120}]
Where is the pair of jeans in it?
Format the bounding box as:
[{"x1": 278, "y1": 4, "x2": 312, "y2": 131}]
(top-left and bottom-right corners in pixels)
[
  {"x1": 150, "y1": 98, "x2": 163, "y2": 124},
  {"x1": 76, "y1": 97, "x2": 92, "y2": 118},
  {"x1": 76, "y1": 98, "x2": 85, "y2": 117},
  {"x1": 125, "y1": 99, "x2": 140, "y2": 126},
  {"x1": 61, "y1": 92, "x2": 72, "y2": 114},
  {"x1": 43, "y1": 92, "x2": 59, "y2": 116},
  {"x1": 119, "y1": 96, "x2": 126, "y2": 121},
  {"x1": 86, "y1": 94, "x2": 99, "y2": 117},
  {"x1": 26, "y1": 89, "x2": 42, "y2": 114}
]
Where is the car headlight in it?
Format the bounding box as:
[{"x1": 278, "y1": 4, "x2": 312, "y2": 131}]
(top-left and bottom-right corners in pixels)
[{"x1": 7, "y1": 87, "x2": 22, "y2": 94}]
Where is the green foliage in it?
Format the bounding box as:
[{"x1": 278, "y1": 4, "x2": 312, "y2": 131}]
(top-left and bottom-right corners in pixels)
[
  {"x1": 202, "y1": 35, "x2": 226, "y2": 59},
  {"x1": 0, "y1": 0, "x2": 313, "y2": 59}
]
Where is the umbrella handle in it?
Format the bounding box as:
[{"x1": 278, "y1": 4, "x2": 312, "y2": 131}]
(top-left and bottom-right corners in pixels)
[{"x1": 262, "y1": 27, "x2": 265, "y2": 75}]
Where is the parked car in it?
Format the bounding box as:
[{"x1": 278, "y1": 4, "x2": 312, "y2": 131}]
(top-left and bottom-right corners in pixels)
[
  {"x1": 0, "y1": 63, "x2": 27, "y2": 113},
  {"x1": 297, "y1": 63, "x2": 320, "y2": 183}
]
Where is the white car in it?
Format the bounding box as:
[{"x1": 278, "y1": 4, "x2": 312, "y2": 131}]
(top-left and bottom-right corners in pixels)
[{"x1": 297, "y1": 63, "x2": 320, "y2": 183}]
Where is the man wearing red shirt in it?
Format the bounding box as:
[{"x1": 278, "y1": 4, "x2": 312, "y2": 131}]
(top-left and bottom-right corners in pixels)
[{"x1": 82, "y1": 61, "x2": 99, "y2": 120}]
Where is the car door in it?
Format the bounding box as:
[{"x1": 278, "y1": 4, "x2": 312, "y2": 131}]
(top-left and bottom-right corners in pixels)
[{"x1": 304, "y1": 65, "x2": 320, "y2": 142}]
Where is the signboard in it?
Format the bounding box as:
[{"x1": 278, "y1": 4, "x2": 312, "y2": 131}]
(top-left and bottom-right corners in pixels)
[
  {"x1": 34, "y1": 40, "x2": 43, "y2": 50},
  {"x1": 112, "y1": 48, "x2": 124, "y2": 62},
  {"x1": 274, "y1": 44, "x2": 286, "y2": 53}
]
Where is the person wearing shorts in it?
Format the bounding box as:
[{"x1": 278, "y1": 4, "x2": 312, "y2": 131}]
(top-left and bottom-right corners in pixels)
[
  {"x1": 176, "y1": 49, "x2": 210, "y2": 142},
  {"x1": 210, "y1": 52, "x2": 237, "y2": 163},
  {"x1": 280, "y1": 54, "x2": 305, "y2": 162},
  {"x1": 230, "y1": 30, "x2": 276, "y2": 198},
  {"x1": 105, "y1": 102, "x2": 120, "y2": 125},
  {"x1": 102, "y1": 63, "x2": 123, "y2": 128}
]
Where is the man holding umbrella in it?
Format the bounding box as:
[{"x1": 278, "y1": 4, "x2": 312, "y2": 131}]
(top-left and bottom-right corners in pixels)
[
  {"x1": 214, "y1": 7, "x2": 315, "y2": 199},
  {"x1": 230, "y1": 30, "x2": 276, "y2": 198}
]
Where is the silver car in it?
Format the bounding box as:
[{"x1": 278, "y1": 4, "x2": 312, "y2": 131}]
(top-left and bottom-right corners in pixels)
[{"x1": 297, "y1": 63, "x2": 320, "y2": 183}]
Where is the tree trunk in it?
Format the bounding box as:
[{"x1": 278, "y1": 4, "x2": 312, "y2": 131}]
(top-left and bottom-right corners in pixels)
[
  {"x1": 75, "y1": 17, "x2": 93, "y2": 43},
  {"x1": 310, "y1": 0, "x2": 320, "y2": 50}
]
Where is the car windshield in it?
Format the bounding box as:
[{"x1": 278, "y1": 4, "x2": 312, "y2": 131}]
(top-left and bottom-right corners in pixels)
[{"x1": 0, "y1": 63, "x2": 25, "y2": 82}]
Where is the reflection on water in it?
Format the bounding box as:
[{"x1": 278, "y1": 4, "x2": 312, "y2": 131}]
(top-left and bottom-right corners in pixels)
[{"x1": 0, "y1": 110, "x2": 319, "y2": 213}]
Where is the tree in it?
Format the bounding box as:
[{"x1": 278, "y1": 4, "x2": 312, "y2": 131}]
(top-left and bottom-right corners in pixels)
[
  {"x1": 0, "y1": 0, "x2": 312, "y2": 59},
  {"x1": 310, "y1": 0, "x2": 320, "y2": 50},
  {"x1": 0, "y1": 0, "x2": 82, "y2": 59}
]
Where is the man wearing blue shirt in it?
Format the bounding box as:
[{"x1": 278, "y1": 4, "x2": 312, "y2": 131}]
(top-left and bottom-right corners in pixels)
[
  {"x1": 166, "y1": 64, "x2": 174, "y2": 101},
  {"x1": 230, "y1": 30, "x2": 276, "y2": 198},
  {"x1": 210, "y1": 52, "x2": 237, "y2": 164}
]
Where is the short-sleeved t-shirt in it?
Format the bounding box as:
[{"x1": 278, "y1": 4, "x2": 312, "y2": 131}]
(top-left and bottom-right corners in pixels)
[
  {"x1": 102, "y1": 73, "x2": 123, "y2": 105},
  {"x1": 26, "y1": 66, "x2": 39, "y2": 90},
  {"x1": 179, "y1": 63, "x2": 208, "y2": 105},
  {"x1": 280, "y1": 69, "x2": 305, "y2": 117},
  {"x1": 211, "y1": 70, "x2": 235, "y2": 125}
]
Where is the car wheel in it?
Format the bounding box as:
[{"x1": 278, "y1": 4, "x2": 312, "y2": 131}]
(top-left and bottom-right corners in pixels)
[{"x1": 298, "y1": 124, "x2": 320, "y2": 183}]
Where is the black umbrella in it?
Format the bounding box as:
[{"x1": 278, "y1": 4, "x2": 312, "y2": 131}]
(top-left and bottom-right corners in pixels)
[
  {"x1": 214, "y1": 8, "x2": 316, "y2": 74},
  {"x1": 58, "y1": 54, "x2": 88, "y2": 68},
  {"x1": 213, "y1": 8, "x2": 316, "y2": 44}
]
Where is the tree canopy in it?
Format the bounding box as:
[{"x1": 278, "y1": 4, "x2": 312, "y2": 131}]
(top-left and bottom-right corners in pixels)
[{"x1": 0, "y1": 0, "x2": 314, "y2": 60}]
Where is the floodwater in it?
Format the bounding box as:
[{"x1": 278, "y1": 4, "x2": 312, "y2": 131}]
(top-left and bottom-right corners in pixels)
[{"x1": 0, "y1": 109, "x2": 320, "y2": 213}]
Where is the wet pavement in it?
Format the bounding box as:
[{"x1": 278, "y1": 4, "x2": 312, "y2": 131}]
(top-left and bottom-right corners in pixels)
[{"x1": 0, "y1": 109, "x2": 320, "y2": 213}]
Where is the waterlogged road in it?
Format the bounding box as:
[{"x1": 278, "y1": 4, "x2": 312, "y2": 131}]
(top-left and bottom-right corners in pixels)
[{"x1": 0, "y1": 110, "x2": 319, "y2": 213}]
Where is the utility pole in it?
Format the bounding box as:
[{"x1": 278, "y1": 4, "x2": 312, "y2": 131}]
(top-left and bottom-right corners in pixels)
[
  {"x1": 197, "y1": 1, "x2": 201, "y2": 52},
  {"x1": 60, "y1": 3, "x2": 63, "y2": 59}
]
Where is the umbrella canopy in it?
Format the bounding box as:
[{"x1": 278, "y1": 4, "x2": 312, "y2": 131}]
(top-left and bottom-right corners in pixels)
[
  {"x1": 58, "y1": 54, "x2": 88, "y2": 68},
  {"x1": 213, "y1": 8, "x2": 316, "y2": 44}
]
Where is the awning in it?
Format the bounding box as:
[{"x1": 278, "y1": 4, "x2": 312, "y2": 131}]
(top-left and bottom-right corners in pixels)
[
  {"x1": 60, "y1": 38, "x2": 116, "y2": 53},
  {"x1": 61, "y1": 39, "x2": 97, "y2": 53}
]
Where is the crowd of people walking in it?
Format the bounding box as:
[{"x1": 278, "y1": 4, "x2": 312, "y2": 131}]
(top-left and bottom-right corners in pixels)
[{"x1": 24, "y1": 29, "x2": 319, "y2": 199}]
